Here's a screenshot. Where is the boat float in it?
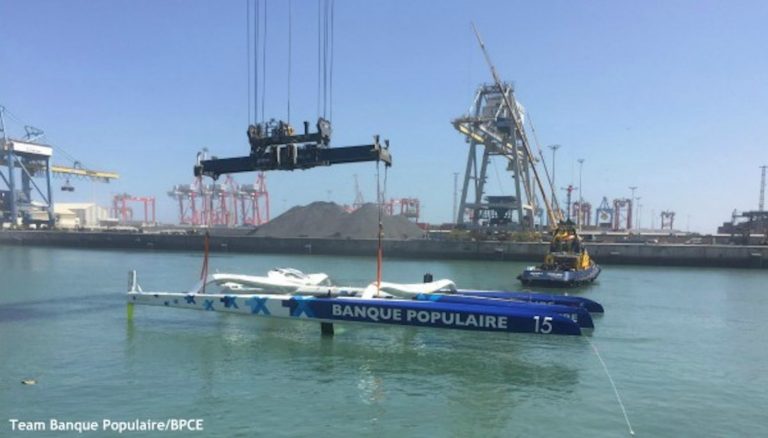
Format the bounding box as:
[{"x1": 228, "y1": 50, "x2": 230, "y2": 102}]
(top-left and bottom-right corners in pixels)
[{"x1": 127, "y1": 268, "x2": 603, "y2": 336}]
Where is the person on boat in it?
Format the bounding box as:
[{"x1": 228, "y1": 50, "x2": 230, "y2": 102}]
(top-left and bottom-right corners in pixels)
[{"x1": 571, "y1": 236, "x2": 581, "y2": 253}]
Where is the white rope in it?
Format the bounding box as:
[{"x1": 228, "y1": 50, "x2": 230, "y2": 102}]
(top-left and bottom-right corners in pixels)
[
  {"x1": 587, "y1": 337, "x2": 635, "y2": 435},
  {"x1": 287, "y1": 0, "x2": 292, "y2": 123},
  {"x1": 316, "y1": 0, "x2": 321, "y2": 116},
  {"x1": 329, "y1": 0, "x2": 334, "y2": 121},
  {"x1": 261, "y1": 0, "x2": 268, "y2": 123},
  {"x1": 254, "y1": 0, "x2": 260, "y2": 123},
  {"x1": 246, "y1": 0, "x2": 251, "y2": 124}
]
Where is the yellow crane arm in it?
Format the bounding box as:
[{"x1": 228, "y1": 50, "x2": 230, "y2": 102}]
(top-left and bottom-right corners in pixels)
[{"x1": 50, "y1": 164, "x2": 119, "y2": 182}]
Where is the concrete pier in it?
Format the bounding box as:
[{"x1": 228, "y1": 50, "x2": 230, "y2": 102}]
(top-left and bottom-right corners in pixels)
[{"x1": 1, "y1": 230, "x2": 766, "y2": 268}]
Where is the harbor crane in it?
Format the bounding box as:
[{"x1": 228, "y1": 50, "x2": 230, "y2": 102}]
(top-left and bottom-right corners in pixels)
[
  {"x1": 1, "y1": 105, "x2": 118, "y2": 227},
  {"x1": 456, "y1": 24, "x2": 562, "y2": 231},
  {"x1": 189, "y1": 0, "x2": 392, "y2": 314},
  {"x1": 194, "y1": 1, "x2": 391, "y2": 180}
]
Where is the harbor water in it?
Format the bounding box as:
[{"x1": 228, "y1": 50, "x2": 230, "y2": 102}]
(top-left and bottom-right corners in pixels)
[{"x1": 1, "y1": 246, "x2": 766, "y2": 436}]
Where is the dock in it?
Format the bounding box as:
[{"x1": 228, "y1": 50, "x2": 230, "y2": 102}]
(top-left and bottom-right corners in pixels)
[{"x1": 1, "y1": 229, "x2": 766, "y2": 269}]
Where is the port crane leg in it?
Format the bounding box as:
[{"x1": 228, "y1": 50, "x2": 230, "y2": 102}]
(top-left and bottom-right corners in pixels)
[{"x1": 45, "y1": 158, "x2": 54, "y2": 227}]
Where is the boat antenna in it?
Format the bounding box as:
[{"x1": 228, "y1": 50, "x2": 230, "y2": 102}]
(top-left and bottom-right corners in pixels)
[{"x1": 200, "y1": 230, "x2": 210, "y2": 293}]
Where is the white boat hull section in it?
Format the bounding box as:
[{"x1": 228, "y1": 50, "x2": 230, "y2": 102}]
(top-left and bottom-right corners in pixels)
[
  {"x1": 374, "y1": 279, "x2": 456, "y2": 297},
  {"x1": 211, "y1": 268, "x2": 331, "y2": 294},
  {"x1": 129, "y1": 291, "x2": 298, "y2": 319}
]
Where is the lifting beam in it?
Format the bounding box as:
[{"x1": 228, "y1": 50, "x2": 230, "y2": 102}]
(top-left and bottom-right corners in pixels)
[{"x1": 194, "y1": 118, "x2": 391, "y2": 180}]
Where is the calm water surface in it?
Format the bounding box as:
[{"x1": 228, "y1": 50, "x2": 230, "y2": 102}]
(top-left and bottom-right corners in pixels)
[{"x1": 1, "y1": 246, "x2": 766, "y2": 437}]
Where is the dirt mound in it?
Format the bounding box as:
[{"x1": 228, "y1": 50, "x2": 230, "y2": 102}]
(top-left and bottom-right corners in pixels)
[
  {"x1": 254, "y1": 202, "x2": 347, "y2": 238},
  {"x1": 255, "y1": 202, "x2": 424, "y2": 239},
  {"x1": 338, "y1": 203, "x2": 424, "y2": 239}
]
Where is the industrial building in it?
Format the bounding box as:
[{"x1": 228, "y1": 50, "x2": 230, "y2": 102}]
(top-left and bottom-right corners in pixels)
[
  {"x1": 53, "y1": 203, "x2": 111, "y2": 229},
  {"x1": 717, "y1": 166, "x2": 768, "y2": 243}
]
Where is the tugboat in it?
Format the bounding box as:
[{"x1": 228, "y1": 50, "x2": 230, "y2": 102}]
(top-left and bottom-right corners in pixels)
[{"x1": 518, "y1": 220, "x2": 601, "y2": 287}]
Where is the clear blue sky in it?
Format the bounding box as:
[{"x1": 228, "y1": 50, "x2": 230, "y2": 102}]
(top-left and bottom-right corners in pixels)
[{"x1": 2, "y1": 0, "x2": 767, "y2": 232}]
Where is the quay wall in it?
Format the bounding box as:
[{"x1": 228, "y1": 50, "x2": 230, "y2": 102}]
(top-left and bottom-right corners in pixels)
[{"x1": 1, "y1": 230, "x2": 766, "y2": 268}]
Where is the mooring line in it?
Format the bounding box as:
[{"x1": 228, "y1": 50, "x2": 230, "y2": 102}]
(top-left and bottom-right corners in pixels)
[{"x1": 586, "y1": 337, "x2": 635, "y2": 436}]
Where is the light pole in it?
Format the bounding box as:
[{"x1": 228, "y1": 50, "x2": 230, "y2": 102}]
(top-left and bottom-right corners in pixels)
[
  {"x1": 548, "y1": 144, "x2": 562, "y2": 221},
  {"x1": 577, "y1": 158, "x2": 584, "y2": 229},
  {"x1": 561, "y1": 185, "x2": 576, "y2": 221},
  {"x1": 760, "y1": 165, "x2": 766, "y2": 211},
  {"x1": 628, "y1": 186, "x2": 637, "y2": 230}
]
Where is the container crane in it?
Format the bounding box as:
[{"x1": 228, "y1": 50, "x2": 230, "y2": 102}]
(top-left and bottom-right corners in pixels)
[{"x1": 1, "y1": 105, "x2": 118, "y2": 227}]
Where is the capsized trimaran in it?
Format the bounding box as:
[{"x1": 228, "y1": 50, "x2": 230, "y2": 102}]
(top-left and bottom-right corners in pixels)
[{"x1": 127, "y1": 268, "x2": 603, "y2": 336}]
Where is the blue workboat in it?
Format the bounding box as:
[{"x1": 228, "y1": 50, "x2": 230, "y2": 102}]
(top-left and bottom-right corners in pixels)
[
  {"x1": 127, "y1": 270, "x2": 603, "y2": 336},
  {"x1": 518, "y1": 220, "x2": 601, "y2": 287}
]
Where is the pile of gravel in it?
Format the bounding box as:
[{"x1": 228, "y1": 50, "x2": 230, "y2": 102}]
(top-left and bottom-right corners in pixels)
[{"x1": 254, "y1": 202, "x2": 424, "y2": 239}]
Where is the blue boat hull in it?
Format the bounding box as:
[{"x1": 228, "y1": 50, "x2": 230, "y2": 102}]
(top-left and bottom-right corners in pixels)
[
  {"x1": 128, "y1": 291, "x2": 586, "y2": 336},
  {"x1": 411, "y1": 293, "x2": 594, "y2": 328},
  {"x1": 455, "y1": 290, "x2": 604, "y2": 313}
]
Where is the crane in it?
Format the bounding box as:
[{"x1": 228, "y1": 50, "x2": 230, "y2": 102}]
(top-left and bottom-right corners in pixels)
[
  {"x1": 470, "y1": 23, "x2": 562, "y2": 230},
  {"x1": 1, "y1": 105, "x2": 118, "y2": 227},
  {"x1": 194, "y1": 1, "x2": 391, "y2": 180},
  {"x1": 51, "y1": 162, "x2": 118, "y2": 183}
]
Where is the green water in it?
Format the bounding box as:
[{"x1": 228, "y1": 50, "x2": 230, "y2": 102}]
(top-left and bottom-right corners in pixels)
[{"x1": 1, "y1": 246, "x2": 766, "y2": 437}]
